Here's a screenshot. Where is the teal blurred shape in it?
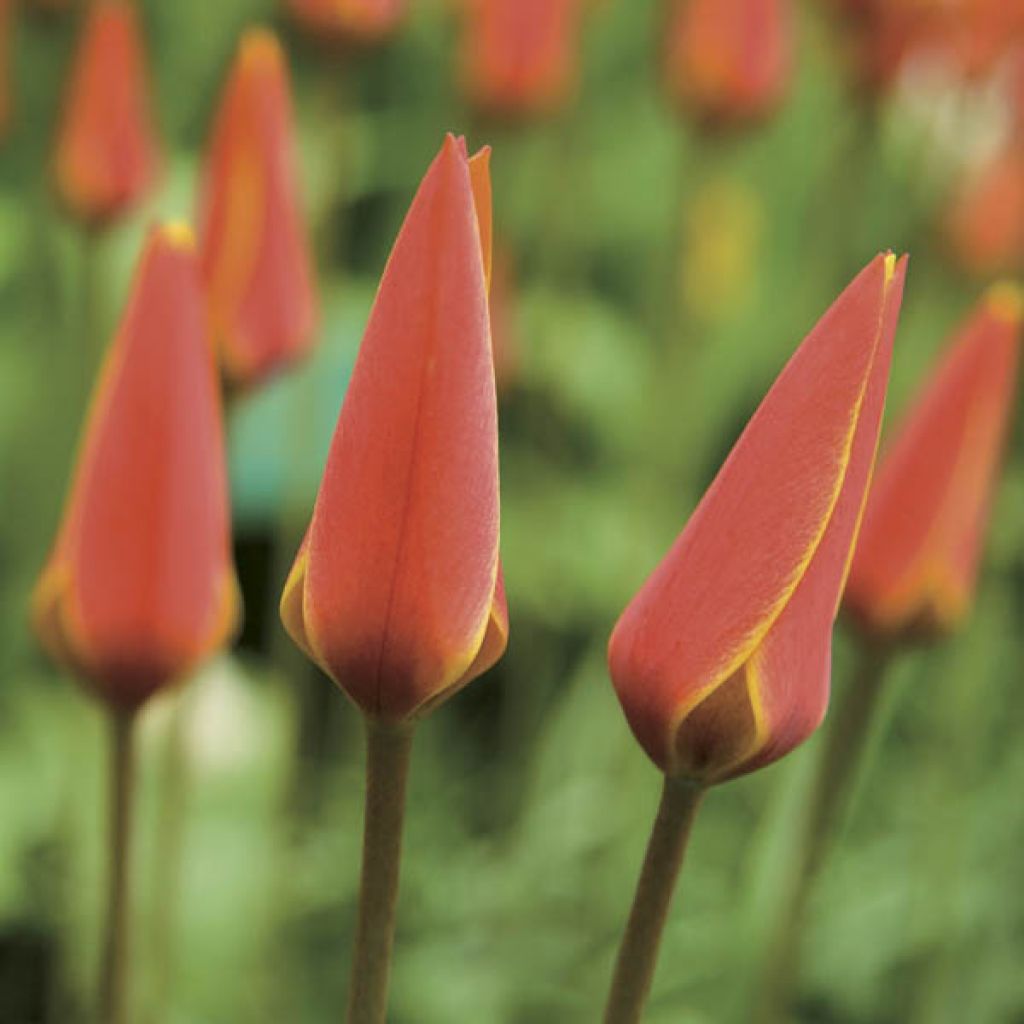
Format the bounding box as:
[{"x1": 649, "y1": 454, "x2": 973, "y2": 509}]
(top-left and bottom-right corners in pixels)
[{"x1": 227, "y1": 279, "x2": 375, "y2": 526}]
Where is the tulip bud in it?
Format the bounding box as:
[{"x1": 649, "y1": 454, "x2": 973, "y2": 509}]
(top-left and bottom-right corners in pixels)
[
  {"x1": 1, "y1": 0, "x2": 12, "y2": 141},
  {"x1": 663, "y1": 0, "x2": 794, "y2": 126},
  {"x1": 844, "y1": 285, "x2": 1021, "y2": 643},
  {"x1": 944, "y1": 146, "x2": 1024, "y2": 277},
  {"x1": 32, "y1": 224, "x2": 239, "y2": 710},
  {"x1": 198, "y1": 28, "x2": 318, "y2": 390},
  {"x1": 280, "y1": 135, "x2": 508, "y2": 721},
  {"x1": 459, "y1": 0, "x2": 584, "y2": 118},
  {"x1": 284, "y1": 0, "x2": 405, "y2": 43},
  {"x1": 54, "y1": 0, "x2": 160, "y2": 225},
  {"x1": 609, "y1": 253, "x2": 906, "y2": 784}
]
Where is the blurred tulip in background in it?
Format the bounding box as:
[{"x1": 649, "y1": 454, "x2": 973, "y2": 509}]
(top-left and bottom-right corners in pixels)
[
  {"x1": 199, "y1": 28, "x2": 319, "y2": 390},
  {"x1": 53, "y1": 0, "x2": 160, "y2": 224}
]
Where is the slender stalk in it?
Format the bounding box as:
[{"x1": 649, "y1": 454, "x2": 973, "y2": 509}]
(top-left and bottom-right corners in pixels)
[
  {"x1": 753, "y1": 642, "x2": 893, "y2": 1024},
  {"x1": 603, "y1": 776, "x2": 705, "y2": 1024},
  {"x1": 346, "y1": 719, "x2": 415, "y2": 1024},
  {"x1": 100, "y1": 707, "x2": 138, "y2": 1024}
]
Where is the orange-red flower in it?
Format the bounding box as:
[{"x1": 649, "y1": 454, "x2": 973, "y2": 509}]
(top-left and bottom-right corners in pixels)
[
  {"x1": 944, "y1": 146, "x2": 1024, "y2": 277},
  {"x1": 845, "y1": 285, "x2": 1021, "y2": 642},
  {"x1": 284, "y1": 0, "x2": 405, "y2": 43},
  {"x1": 198, "y1": 28, "x2": 318, "y2": 389},
  {"x1": 459, "y1": 0, "x2": 585, "y2": 117},
  {"x1": 609, "y1": 254, "x2": 907, "y2": 783},
  {"x1": 32, "y1": 224, "x2": 239, "y2": 711},
  {"x1": 663, "y1": 0, "x2": 794, "y2": 125},
  {"x1": 281, "y1": 135, "x2": 508, "y2": 721},
  {"x1": 53, "y1": 0, "x2": 159, "y2": 224},
  {"x1": 0, "y1": 0, "x2": 11, "y2": 140}
]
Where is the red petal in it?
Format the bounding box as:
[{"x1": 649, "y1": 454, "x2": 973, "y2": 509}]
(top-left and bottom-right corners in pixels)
[
  {"x1": 293, "y1": 135, "x2": 503, "y2": 720},
  {"x1": 32, "y1": 225, "x2": 238, "y2": 708},
  {"x1": 609, "y1": 253, "x2": 906, "y2": 777}
]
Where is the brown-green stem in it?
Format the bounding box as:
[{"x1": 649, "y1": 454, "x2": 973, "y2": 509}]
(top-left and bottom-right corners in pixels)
[
  {"x1": 753, "y1": 642, "x2": 893, "y2": 1024},
  {"x1": 603, "y1": 775, "x2": 705, "y2": 1024},
  {"x1": 100, "y1": 707, "x2": 137, "y2": 1024},
  {"x1": 346, "y1": 718, "x2": 415, "y2": 1024}
]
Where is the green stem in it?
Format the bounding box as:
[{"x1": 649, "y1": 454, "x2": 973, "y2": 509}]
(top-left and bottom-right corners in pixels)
[
  {"x1": 100, "y1": 707, "x2": 138, "y2": 1024},
  {"x1": 603, "y1": 776, "x2": 705, "y2": 1024},
  {"x1": 345, "y1": 719, "x2": 415, "y2": 1024},
  {"x1": 753, "y1": 642, "x2": 892, "y2": 1024}
]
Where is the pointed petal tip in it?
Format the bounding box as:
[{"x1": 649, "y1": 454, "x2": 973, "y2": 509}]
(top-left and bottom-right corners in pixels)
[
  {"x1": 240, "y1": 26, "x2": 283, "y2": 68},
  {"x1": 985, "y1": 281, "x2": 1024, "y2": 325},
  {"x1": 160, "y1": 220, "x2": 196, "y2": 252}
]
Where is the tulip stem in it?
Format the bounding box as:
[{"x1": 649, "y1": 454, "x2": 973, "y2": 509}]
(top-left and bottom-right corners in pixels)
[
  {"x1": 753, "y1": 642, "x2": 892, "y2": 1023},
  {"x1": 100, "y1": 707, "x2": 138, "y2": 1024},
  {"x1": 346, "y1": 718, "x2": 415, "y2": 1024},
  {"x1": 603, "y1": 775, "x2": 704, "y2": 1024}
]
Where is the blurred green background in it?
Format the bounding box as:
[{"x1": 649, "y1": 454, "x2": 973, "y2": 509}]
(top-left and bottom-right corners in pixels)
[{"x1": 2, "y1": 1, "x2": 1024, "y2": 1022}]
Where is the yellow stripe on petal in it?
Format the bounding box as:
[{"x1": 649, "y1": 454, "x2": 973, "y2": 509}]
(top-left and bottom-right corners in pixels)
[{"x1": 279, "y1": 547, "x2": 313, "y2": 659}]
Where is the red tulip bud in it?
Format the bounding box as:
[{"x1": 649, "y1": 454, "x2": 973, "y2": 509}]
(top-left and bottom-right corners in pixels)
[
  {"x1": 284, "y1": 0, "x2": 405, "y2": 43},
  {"x1": 609, "y1": 254, "x2": 906, "y2": 783},
  {"x1": 280, "y1": 135, "x2": 508, "y2": 722},
  {"x1": 459, "y1": 0, "x2": 585, "y2": 118},
  {"x1": 845, "y1": 285, "x2": 1021, "y2": 643},
  {"x1": 944, "y1": 146, "x2": 1024, "y2": 277},
  {"x1": 54, "y1": 0, "x2": 160, "y2": 224},
  {"x1": 32, "y1": 224, "x2": 239, "y2": 710},
  {"x1": 663, "y1": 0, "x2": 794, "y2": 126},
  {"x1": 198, "y1": 28, "x2": 318, "y2": 389}
]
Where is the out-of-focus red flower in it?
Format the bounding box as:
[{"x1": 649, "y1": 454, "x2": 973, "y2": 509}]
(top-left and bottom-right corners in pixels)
[
  {"x1": 845, "y1": 285, "x2": 1021, "y2": 643},
  {"x1": 284, "y1": 0, "x2": 405, "y2": 43},
  {"x1": 459, "y1": 0, "x2": 585, "y2": 118},
  {"x1": 829, "y1": 0, "x2": 1024, "y2": 92},
  {"x1": 944, "y1": 145, "x2": 1024, "y2": 277},
  {"x1": 609, "y1": 254, "x2": 906, "y2": 784},
  {"x1": 54, "y1": 0, "x2": 159, "y2": 224},
  {"x1": 281, "y1": 135, "x2": 508, "y2": 722},
  {"x1": 663, "y1": 0, "x2": 794, "y2": 125},
  {"x1": 198, "y1": 28, "x2": 318, "y2": 390},
  {"x1": 0, "y1": 0, "x2": 11, "y2": 140},
  {"x1": 32, "y1": 224, "x2": 239, "y2": 711}
]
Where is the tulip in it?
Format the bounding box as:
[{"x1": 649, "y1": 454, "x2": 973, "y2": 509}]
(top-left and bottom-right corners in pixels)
[
  {"x1": 32, "y1": 224, "x2": 238, "y2": 710},
  {"x1": 280, "y1": 135, "x2": 506, "y2": 1024},
  {"x1": 198, "y1": 28, "x2": 318, "y2": 390},
  {"x1": 944, "y1": 145, "x2": 1024, "y2": 277},
  {"x1": 845, "y1": 285, "x2": 1021, "y2": 642},
  {"x1": 663, "y1": 0, "x2": 794, "y2": 126},
  {"x1": 459, "y1": 0, "x2": 585, "y2": 117},
  {"x1": 1, "y1": 0, "x2": 11, "y2": 140},
  {"x1": 602, "y1": 253, "x2": 906, "y2": 1024},
  {"x1": 54, "y1": 0, "x2": 159, "y2": 224},
  {"x1": 284, "y1": 0, "x2": 405, "y2": 43},
  {"x1": 753, "y1": 284, "x2": 1020, "y2": 1024},
  {"x1": 31, "y1": 223, "x2": 237, "y2": 1024}
]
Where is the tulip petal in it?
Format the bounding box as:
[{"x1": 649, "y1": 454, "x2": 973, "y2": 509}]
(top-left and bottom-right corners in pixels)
[
  {"x1": 610, "y1": 253, "x2": 906, "y2": 777},
  {"x1": 293, "y1": 135, "x2": 501, "y2": 720},
  {"x1": 845, "y1": 283, "x2": 1021, "y2": 638},
  {"x1": 32, "y1": 225, "x2": 238, "y2": 708},
  {"x1": 199, "y1": 28, "x2": 318, "y2": 388},
  {"x1": 54, "y1": 0, "x2": 159, "y2": 223}
]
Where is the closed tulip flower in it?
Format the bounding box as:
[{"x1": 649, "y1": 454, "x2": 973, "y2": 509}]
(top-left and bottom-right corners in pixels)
[
  {"x1": 198, "y1": 28, "x2": 318, "y2": 389},
  {"x1": 281, "y1": 134, "x2": 506, "y2": 1023},
  {"x1": 54, "y1": 0, "x2": 159, "y2": 224},
  {"x1": 845, "y1": 285, "x2": 1021, "y2": 643},
  {"x1": 32, "y1": 224, "x2": 239, "y2": 711},
  {"x1": 284, "y1": 0, "x2": 405, "y2": 43},
  {"x1": 944, "y1": 146, "x2": 1024, "y2": 276},
  {"x1": 459, "y1": 0, "x2": 585, "y2": 117},
  {"x1": 602, "y1": 254, "x2": 906, "y2": 1024},
  {"x1": 664, "y1": 0, "x2": 794, "y2": 126}
]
